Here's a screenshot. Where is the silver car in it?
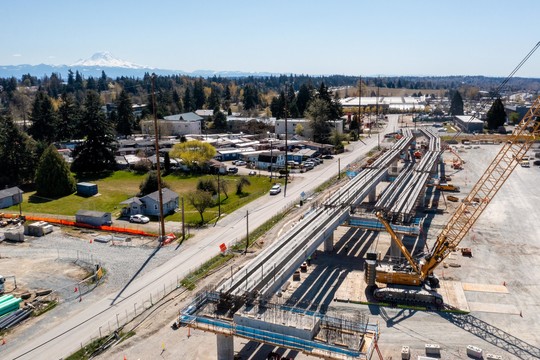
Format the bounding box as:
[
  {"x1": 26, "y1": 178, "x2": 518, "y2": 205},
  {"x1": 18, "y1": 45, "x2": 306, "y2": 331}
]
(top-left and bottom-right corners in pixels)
[{"x1": 129, "y1": 214, "x2": 150, "y2": 223}]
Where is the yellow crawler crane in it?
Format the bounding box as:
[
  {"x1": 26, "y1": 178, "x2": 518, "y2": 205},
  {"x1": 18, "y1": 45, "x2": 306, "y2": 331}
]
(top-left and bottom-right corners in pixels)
[{"x1": 368, "y1": 96, "x2": 540, "y2": 305}]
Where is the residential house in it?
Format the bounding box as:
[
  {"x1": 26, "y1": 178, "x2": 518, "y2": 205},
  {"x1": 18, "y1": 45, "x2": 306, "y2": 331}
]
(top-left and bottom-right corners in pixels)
[{"x1": 120, "y1": 188, "x2": 179, "y2": 218}]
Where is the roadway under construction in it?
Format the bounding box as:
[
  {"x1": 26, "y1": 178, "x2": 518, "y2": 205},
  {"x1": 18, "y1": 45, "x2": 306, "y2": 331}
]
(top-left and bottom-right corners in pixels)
[{"x1": 178, "y1": 126, "x2": 447, "y2": 360}]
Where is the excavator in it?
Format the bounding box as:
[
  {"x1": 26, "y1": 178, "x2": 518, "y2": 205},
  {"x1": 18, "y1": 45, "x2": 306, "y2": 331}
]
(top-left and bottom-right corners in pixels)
[{"x1": 365, "y1": 96, "x2": 540, "y2": 305}]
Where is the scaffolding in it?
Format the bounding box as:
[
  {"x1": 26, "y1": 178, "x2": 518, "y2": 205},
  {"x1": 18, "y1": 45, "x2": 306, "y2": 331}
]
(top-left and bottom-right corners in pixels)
[{"x1": 178, "y1": 289, "x2": 378, "y2": 360}]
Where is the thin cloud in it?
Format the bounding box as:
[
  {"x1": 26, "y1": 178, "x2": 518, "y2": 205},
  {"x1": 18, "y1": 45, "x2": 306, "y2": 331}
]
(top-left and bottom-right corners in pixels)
[{"x1": 12, "y1": 54, "x2": 22, "y2": 57}]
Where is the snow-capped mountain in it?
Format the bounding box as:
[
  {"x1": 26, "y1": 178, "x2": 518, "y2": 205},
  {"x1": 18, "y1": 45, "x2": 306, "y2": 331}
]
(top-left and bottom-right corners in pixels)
[
  {"x1": 0, "y1": 52, "x2": 277, "y2": 78},
  {"x1": 71, "y1": 51, "x2": 147, "y2": 69}
]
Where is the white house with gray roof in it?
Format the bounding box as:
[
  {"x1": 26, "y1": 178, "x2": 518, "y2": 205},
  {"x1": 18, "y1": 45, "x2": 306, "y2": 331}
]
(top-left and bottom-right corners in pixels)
[{"x1": 120, "y1": 188, "x2": 179, "y2": 218}]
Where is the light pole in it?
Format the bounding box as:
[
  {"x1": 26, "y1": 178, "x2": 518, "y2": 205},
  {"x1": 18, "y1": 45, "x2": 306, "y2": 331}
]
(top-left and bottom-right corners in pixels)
[{"x1": 151, "y1": 74, "x2": 166, "y2": 243}]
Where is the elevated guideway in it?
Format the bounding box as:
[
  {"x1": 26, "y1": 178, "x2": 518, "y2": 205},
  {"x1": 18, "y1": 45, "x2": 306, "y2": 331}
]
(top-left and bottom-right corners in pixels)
[
  {"x1": 374, "y1": 127, "x2": 442, "y2": 222},
  {"x1": 217, "y1": 129, "x2": 415, "y2": 302}
]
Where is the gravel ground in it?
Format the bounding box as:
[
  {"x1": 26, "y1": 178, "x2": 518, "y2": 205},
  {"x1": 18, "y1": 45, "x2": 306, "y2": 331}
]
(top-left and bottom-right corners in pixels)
[{"x1": 0, "y1": 228, "x2": 180, "y2": 350}]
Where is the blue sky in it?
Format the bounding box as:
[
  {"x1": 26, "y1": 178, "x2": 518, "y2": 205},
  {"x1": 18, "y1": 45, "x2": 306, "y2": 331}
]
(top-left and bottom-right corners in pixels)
[{"x1": 3, "y1": 0, "x2": 539, "y2": 77}]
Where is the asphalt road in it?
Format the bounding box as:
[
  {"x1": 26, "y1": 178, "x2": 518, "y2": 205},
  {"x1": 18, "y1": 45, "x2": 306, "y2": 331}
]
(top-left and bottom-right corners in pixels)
[{"x1": 1, "y1": 115, "x2": 398, "y2": 360}]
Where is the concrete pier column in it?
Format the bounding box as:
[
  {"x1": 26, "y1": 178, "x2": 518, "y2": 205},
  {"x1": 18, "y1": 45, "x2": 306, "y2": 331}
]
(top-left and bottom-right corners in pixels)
[
  {"x1": 390, "y1": 159, "x2": 398, "y2": 175},
  {"x1": 368, "y1": 188, "x2": 377, "y2": 203},
  {"x1": 217, "y1": 333, "x2": 234, "y2": 360},
  {"x1": 324, "y1": 233, "x2": 334, "y2": 252}
]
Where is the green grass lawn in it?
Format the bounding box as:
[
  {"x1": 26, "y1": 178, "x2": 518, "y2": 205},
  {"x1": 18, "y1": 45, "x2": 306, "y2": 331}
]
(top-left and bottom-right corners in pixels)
[{"x1": 8, "y1": 171, "x2": 278, "y2": 226}]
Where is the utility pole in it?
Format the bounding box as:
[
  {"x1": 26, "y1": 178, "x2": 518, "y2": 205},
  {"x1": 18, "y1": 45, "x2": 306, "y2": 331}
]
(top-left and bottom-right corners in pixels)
[
  {"x1": 217, "y1": 171, "x2": 221, "y2": 219},
  {"x1": 151, "y1": 74, "x2": 166, "y2": 243},
  {"x1": 269, "y1": 138, "x2": 273, "y2": 181},
  {"x1": 284, "y1": 86, "x2": 289, "y2": 197},
  {"x1": 181, "y1": 197, "x2": 185, "y2": 241},
  {"x1": 358, "y1": 76, "x2": 362, "y2": 136},
  {"x1": 18, "y1": 188, "x2": 22, "y2": 217},
  {"x1": 376, "y1": 78, "x2": 380, "y2": 127}
]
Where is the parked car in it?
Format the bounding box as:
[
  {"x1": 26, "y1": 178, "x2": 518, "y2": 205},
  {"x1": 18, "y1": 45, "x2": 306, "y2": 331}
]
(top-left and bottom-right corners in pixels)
[
  {"x1": 235, "y1": 160, "x2": 247, "y2": 166},
  {"x1": 322, "y1": 155, "x2": 334, "y2": 159},
  {"x1": 269, "y1": 184, "x2": 281, "y2": 195},
  {"x1": 228, "y1": 167, "x2": 238, "y2": 174},
  {"x1": 130, "y1": 214, "x2": 150, "y2": 224},
  {"x1": 304, "y1": 161, "x2": 315, "y2": 168},
  {"x1": 249, "y1": 170, "x2": 257, "y2": 176}
]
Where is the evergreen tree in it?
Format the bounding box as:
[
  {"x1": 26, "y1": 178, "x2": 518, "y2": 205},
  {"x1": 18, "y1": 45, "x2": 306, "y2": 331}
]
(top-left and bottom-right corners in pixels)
[
  {"x1": 270, "y1": 90, "x2": 286, "y2": 119},
  {"x1": 138, "y1": 170, "x2": 169, "y2": 196},
  {"x1": 213, "y1": 107, "x2": 227, "y2": 130},
  {"x1": 163, "y1": 152, "x2": 171, "y2": 174},
  {"x1": 71, "y1": 91, "x2": 117, "y2": 174},
  {"x1": 172, "y1": 89, "x2": 183, "y2": 113},
  {"x1": 66, "y1": 70, "x2": 75, "y2": 93},
  {"x1": 28, "y1": 91, "x2": 58, "y2": 144},
  {"x1": 35, "y1": 144, "x2": 76, "y2": 198},
  {"x1": 224, "y1": 85, "x2": 232, "y2": 102},
  {"x1": 193, "y1": 78, "x2": 206, "y2": 109},
  {"x1": 296, "y1": 83, "x2": 312, "y2": 117},
  {"x1": 207, "y1": 85, "x2": 221, "y2": 110},
  {"x1": 449, "y1": 90, "x2": 464, "y2": 115},
  {"x1": 315, "y1": 81, "x2": 342, "y2": 120},
  {"x1": 242, "y1": 85, "x2": 259, "y2": 110},
  {"x1": 183, "y1": 87, "x2": 195, "y2": 112},
  {"x1": 286, "y1": 84, "x2": 300, "y2": 118},
  {"x1": 57, "y1": 92, "x2": 80, "y2": 141},
  {"x1": 0, "y1": 115, "x2": 38, "y2": 187},
  {"x1": 74, "y1": 71, "x2": 84, "y2": 92},
  {"x1": 116, "y1": 90, "x2": 135, "y2": 136},
  {"x1": 86, "y1": 77, "x2": 97, "y2": 91},
  {"x1": 486, "y1": 98, "x2": 507, "y2": 130},
  {"x1": 98, "y1": 70, "x2": 108, "y2": 91},
  {"x1": 306, "y1": 98, "x2": 332, "y2": 144},
  {"x1": 46, "y1": 73, "x2": 63, "y2": 97}
]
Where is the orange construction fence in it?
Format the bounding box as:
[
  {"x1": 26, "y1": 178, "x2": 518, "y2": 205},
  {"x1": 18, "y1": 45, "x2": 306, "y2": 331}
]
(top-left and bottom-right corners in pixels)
[{"x1": 2, "y1": 213, "x2": 157, "y2": 237}]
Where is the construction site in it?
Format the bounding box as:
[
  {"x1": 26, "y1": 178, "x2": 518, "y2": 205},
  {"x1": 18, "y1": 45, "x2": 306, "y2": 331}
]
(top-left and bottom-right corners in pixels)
[{"x1": 169, "y1": 98, "x2": 540, "y2": 360}]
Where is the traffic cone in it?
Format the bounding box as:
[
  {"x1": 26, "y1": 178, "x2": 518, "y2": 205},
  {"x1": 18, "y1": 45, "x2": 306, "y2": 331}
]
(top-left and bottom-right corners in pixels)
[
  {"x1": 74, "y1": 286, "x2": 78, "y2": 292},
  {"x1": 123, "y1": 356, "x2": 127, "y2": 360},
  {"x1": 2, "y1": 338, "x2": 5, "y2": 345}
]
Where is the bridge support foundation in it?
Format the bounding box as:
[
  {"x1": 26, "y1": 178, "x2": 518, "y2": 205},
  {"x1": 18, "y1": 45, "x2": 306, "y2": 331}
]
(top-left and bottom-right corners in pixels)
[
  {"x1": 324, "y1": 233, "x2": 334, "y2": 252},
  {"x1": 216, "y1": 333, "x2": 234, "y2": 360}
]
